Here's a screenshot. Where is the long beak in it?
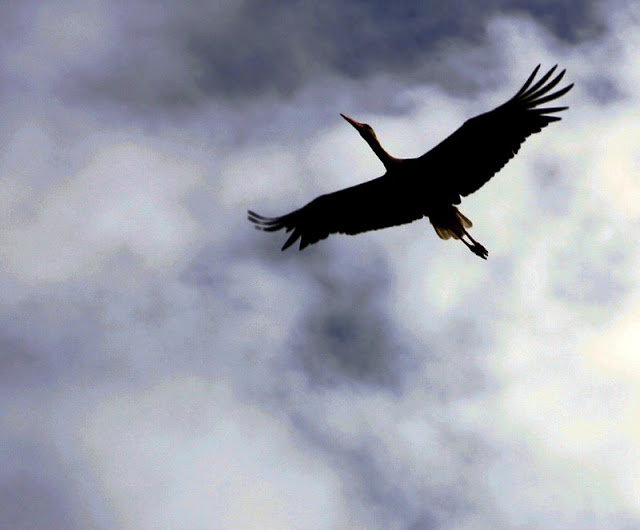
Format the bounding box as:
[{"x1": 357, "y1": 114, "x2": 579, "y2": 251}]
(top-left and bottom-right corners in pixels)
[{"x1": 340, "y1": 113, "x2": 365, "y2": 131}]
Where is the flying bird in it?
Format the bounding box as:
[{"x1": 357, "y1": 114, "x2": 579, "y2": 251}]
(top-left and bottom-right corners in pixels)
[{"x1": 248, "y1": 65, "x2": 573, "y2": 259}]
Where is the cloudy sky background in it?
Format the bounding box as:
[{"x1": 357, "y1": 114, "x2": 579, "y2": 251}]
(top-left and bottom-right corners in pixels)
[{"x1": 1, "y1": 0, "x2": 639, "y2": 528}]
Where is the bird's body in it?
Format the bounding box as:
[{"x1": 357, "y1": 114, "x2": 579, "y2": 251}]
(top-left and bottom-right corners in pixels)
[{"x1": 249, "y1": 65, "x2": 573, "y2": 259}]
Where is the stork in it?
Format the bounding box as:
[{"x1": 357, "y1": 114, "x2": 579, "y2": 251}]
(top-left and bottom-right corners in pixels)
[{"x1": 248, "y1": 65, "x2": 573, "y2": 259}]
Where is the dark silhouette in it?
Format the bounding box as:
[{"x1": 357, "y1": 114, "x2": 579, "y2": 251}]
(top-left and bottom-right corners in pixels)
[{"x1": 248, "y1": 65, "x2": 573, "y2": 259}]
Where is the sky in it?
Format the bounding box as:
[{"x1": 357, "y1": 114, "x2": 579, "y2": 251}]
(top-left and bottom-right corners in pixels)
[{"x1": 1, "y1": 0, "x2": 639, "y2": 528}]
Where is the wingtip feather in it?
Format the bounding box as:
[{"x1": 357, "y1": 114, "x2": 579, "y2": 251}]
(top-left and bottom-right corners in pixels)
[
  {"x1": 514, "y1": 64, "x2": 541, "y2": 98},
  {"x1": 520, "y1": 65, "x2": 559, "y2": 99}
]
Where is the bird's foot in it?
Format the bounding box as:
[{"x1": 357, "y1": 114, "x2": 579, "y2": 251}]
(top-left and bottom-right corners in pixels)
[{"x1": 471, "y1": 243, "x2": 488, "y2": 260}]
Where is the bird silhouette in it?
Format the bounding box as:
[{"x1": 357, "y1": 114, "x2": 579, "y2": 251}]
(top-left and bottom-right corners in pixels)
[{"x1": 248, "y1": 65, "x2": 573, "y2": 259}]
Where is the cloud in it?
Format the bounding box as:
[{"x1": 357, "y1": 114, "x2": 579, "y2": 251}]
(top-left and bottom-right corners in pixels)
[
  {"x1": 1, "y1": 139, "x2": 202, "y2": 283},
  {"x1": 9, "y1": 0, "x2": 602, "y2": 114},
  {"x1": 2, "y1": 0, "x2": 640, "y2": 528},
  {"x1": 0, "y1": 439, "x2": 80, "y2": 530},
  {"x1": 79, "y1": 378, "x2": 352, "y2": 529}
]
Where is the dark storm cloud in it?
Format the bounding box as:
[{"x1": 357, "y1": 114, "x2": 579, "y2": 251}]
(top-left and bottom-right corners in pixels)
[
  {"x1": 291, "y1": 250, "x2": 410, "y2": 389},
  {"x1": 183, "y1": 239, "x2": 408, "y2": 390},
  {"x1": 58, "y1": 0, "x2": 603, "y2": 113},
  {"x1": 0, "y1": 291, "x2": 105, "y2": 388},
  {"x1": 0, "y1": 440, "x2": 85, "y2": 530}
]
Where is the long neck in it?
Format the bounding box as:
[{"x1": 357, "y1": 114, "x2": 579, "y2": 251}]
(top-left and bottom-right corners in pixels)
[{"x1": 363, "y1": 133, "x2": 398, "y2": 170}]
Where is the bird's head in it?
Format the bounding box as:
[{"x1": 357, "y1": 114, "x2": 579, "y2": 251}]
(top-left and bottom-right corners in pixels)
[{"x1": 340, "y1": 113, "x2": 377, "y2": 140}]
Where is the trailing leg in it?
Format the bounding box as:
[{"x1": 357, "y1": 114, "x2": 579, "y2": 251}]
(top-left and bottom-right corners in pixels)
[{"x1": 461, "y1": 228, "x2": 488, "y2": 259}]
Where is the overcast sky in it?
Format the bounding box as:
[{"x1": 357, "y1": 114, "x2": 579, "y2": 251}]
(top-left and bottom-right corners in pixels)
[{"x1": 1, "y1": 1, "x2": 639, "y2": 528}]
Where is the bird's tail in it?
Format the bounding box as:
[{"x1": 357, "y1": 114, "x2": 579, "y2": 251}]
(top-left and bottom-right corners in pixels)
[{"x1": 432, "y1": 207, "x2": 472, "y2": 240}]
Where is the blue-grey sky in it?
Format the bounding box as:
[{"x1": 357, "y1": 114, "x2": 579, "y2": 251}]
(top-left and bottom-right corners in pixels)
[{"x1": 2, "y1": 1, "x2": 640, "y2": 528}]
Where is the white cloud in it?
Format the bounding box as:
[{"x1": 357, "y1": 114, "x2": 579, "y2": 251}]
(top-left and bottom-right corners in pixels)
[
  {"x1": 79, "y1": 378, "x2": 352, "y2": 529},
  {"x1": 0, "y1": 140, "x2": 202, "y2": 283},
  {"x1": 592, "y1": 114, "x2": 640, "y2": 217}
]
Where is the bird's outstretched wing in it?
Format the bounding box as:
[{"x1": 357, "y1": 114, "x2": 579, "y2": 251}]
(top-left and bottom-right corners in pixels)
[
  {"x1": 419, "y1": 65, "x2": 573, "y2": 197},
  {"x1": 248, "y1": 174, "x2": 424, "y2": 250}
]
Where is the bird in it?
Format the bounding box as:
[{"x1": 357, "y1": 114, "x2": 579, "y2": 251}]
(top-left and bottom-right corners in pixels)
[{"x1": 248, "y1": 65, "x2": 573, "y2": 259}]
